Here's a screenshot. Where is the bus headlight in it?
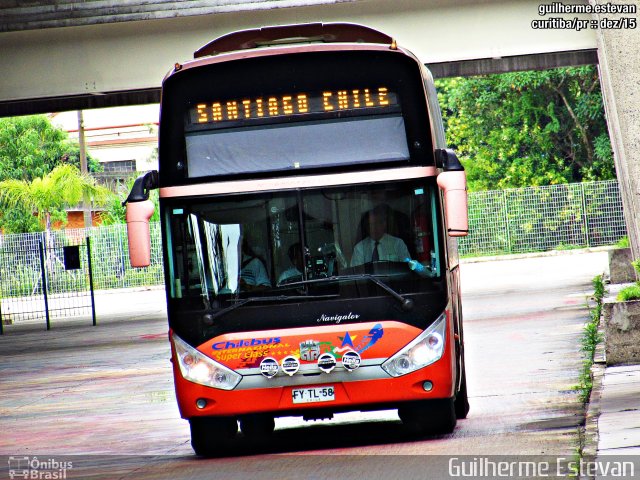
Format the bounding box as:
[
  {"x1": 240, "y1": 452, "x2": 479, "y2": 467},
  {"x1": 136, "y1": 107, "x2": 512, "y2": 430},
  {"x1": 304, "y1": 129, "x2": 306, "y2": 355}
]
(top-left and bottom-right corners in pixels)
[
  {"x1": 172, "y1": 334, "x2": 241, "y2": 390},
  {"x1": 382, "y1": 312, "x2": 447, "y2": 377}
]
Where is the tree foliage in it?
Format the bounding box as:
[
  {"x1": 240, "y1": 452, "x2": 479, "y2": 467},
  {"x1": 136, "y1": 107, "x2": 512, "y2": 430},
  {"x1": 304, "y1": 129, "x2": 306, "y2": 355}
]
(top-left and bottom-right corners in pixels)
[
  {"x1": 0, "y1": 114, "x2": 104, "y2": 232},
  {"x1": 0, "y1": 115, "x2": 101, "y2": 182},
  {"x1": 0, "y1": 115, "x2": 66, "y2": 182},
  {"x1": 436, "y1": 66, "x2": 615, "y2": 191},
  {"x1": 0, "y1": 164, "x2": 110, "y2": 234}
]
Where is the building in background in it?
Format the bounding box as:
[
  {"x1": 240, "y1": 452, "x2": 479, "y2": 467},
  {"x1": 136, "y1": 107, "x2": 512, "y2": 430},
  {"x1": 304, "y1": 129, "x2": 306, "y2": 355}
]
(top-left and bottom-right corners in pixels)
[
  {"x1": 50, "y1": 104, "x2": 159, "y2": 228},
  {"x1": 50, "y1": 104, "x2": 159, "y2": 191}
]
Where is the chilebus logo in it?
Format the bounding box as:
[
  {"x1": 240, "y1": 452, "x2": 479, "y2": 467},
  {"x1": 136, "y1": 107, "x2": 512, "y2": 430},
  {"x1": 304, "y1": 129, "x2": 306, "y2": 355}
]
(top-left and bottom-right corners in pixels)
[{"x1": 212, "y1": 337, "x2": 281, "y2": 350}]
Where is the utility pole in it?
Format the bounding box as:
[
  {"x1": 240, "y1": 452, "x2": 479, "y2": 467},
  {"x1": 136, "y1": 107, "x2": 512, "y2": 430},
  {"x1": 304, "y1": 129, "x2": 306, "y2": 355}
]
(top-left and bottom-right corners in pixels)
[{"x1": 77, "y1": 110, "x2": 92, "y2": 228}]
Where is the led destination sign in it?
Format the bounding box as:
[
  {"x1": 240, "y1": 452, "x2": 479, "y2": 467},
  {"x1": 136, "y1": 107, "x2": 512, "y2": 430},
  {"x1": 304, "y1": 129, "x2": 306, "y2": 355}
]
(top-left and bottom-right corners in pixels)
[{"x1": 190, "y1": 86, "x2": 398, "y2": 125}]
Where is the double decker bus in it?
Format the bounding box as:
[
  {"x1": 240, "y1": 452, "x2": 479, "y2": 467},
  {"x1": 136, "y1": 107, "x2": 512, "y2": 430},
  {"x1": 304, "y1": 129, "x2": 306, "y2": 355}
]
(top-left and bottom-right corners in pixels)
[{"x1": 125, "y1": 22, "x2": 469, "y2": 456}]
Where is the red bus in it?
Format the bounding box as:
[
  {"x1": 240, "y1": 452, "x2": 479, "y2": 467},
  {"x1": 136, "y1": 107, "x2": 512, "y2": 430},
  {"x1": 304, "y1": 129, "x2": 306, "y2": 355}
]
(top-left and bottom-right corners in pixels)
[{"x1": 125, "y1": 22, "x2": 469, "y2": 455}]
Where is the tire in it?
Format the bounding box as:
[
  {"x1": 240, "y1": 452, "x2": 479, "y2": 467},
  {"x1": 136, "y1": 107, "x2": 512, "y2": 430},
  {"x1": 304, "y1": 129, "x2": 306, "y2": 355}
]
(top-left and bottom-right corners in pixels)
[
  {"x1": 454, "y1": 368, "x2": 470, "y2": 419},
  {"x1": 239, "y1": 414, "x2": 275, "y2": 438},
  {"x1": 189, "y1": 416, "x2": 238, "y2": 457},
  {"x1": 398, "y1": 399, "x2": 457, "y2": 436}
]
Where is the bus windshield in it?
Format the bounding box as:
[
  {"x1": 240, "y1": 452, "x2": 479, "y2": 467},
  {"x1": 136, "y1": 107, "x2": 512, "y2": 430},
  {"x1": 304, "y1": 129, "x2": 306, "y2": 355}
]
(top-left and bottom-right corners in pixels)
[{"x1": 164, "y1": 179, "x2": 442, "y2": 306}]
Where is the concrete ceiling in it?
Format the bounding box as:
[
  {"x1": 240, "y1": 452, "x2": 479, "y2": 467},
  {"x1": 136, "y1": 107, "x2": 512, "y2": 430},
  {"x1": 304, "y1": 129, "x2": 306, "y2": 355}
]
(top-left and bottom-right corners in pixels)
[{"x1": 0, "y1": 0, "x2": 597, "y2": 116}]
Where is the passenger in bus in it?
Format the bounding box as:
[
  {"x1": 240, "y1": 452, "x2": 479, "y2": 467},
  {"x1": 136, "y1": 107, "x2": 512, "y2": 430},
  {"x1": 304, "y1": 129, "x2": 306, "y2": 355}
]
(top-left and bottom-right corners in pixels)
[
  {"x1": 350, "y1": 204, "x2": 411, "y2": 267},
  {"x1": 240, "y1": 238, "x2": 271, "y2": 291},
  {"x1": 277, "y1": 243, "x2": 304, "y2": 284}
]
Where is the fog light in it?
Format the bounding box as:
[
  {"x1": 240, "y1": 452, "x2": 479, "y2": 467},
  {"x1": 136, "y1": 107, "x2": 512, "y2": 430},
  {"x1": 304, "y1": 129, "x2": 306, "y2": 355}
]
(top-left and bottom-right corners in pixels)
[
  {"x1": 422, "y1": 381, "x2": 433, "y2": 392},
  {"x1": 196, "y1": 398, "x2": 207, "y2": 409}
]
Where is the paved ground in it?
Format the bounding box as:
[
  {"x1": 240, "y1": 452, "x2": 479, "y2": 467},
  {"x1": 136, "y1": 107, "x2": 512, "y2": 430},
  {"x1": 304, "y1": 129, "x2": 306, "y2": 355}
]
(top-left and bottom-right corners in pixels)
[
  {"x1": 588, "y1": 283, "x2": 640, "y2": 479},
  {"x1": 596, "y1": 365, "x2": 640, "y2": 456},
  {"x1": 1, "y1": 250, "x2": 637, "y2": 479},
  {"x1": 0, "y1": 286, "x2": 168, "y2": 332}
]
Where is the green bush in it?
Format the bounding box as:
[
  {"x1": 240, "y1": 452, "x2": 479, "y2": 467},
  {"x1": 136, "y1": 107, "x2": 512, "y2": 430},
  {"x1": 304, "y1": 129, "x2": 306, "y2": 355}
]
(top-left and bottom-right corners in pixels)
[
  {"x1": 616, "y1": 236, "x2": 630, "y2": 248},
  {"x1": 616, "y1": 260, "x2": 640, "y2": 301},
  {"x1": 617, "y1": 285, "x2": 640, "y2": 302},
  {"x1": 555, "y1": 243, "x2": 583, "y2": 251},
  {"x1": 575, "y1": 274, "x2": 605, "y2": 405}
]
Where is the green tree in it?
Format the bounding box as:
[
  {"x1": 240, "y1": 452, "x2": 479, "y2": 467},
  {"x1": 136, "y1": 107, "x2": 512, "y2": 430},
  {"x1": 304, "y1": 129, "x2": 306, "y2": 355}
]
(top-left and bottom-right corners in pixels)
[
  {"x1": 0, "y1": 164, "x2": 110, "y2": 234},
  {"x1": 0, "y1": 114, "x2": 101, "y2": 182},
  {"x1": 436, "y1": 66, "x2": 615, "y2": 191},
  {"x1": 0, "y1": 114, "x2": 103, "y2": 232}
]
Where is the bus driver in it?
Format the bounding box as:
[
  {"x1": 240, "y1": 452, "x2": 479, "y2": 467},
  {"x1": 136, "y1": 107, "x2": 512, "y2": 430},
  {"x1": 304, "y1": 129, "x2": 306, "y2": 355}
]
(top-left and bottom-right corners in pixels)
[{"x1": 350, "y1": 204, "x2": 411, "y2": 267}]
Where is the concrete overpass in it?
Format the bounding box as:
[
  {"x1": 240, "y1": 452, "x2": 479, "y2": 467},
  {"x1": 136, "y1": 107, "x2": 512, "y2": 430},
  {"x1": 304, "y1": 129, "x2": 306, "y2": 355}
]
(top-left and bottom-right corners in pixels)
[
  {"x1": 0, "y1": 0, "x2": 638, "y2": 258},
  {"x1": 0, "y1": 0, "x2": 601, "y2": 114}
]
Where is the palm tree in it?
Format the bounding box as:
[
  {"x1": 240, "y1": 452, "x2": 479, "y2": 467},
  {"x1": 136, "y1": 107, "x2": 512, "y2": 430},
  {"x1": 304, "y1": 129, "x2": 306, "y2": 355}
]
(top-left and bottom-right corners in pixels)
[{"x1": 0, "y1": 164, "x2": 110, "y2": 234}]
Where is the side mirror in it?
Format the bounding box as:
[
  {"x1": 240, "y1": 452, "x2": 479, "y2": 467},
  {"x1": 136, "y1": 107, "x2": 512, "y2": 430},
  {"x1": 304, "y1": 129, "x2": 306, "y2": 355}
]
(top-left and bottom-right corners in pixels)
[
  {"x1": 123, "y1": 171, "x2": 158, "y2": 268},
  {"x1": 435, "y1": 149, "x2": 468, "y2": 237},
  {"x1": 126, "y1": 200, "x2": 155, "y2": 267}
]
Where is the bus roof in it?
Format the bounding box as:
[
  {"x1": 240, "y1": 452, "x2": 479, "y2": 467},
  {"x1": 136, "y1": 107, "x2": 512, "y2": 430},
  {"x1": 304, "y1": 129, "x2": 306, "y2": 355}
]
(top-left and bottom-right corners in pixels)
[{"x1": 194, "y1": 22, "x2": 395, "y2": 58}]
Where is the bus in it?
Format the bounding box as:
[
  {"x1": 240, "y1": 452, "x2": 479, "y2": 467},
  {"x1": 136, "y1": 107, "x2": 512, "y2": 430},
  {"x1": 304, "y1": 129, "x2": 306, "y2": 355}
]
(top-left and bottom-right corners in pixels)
[{"x1": 124, "y1": 22, "x2": 469, "y2": 455}]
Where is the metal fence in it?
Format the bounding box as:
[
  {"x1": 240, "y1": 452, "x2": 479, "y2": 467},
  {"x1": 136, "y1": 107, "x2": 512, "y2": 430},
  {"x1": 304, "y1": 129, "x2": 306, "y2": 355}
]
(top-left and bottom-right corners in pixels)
[
  {"x1": 0, "y1": 234, "x2": 97, "y2": 331},
  {"x1": 458, "y1": 179, "x2": 628, "y2": 256},
  {"x1": 0, "y1": 223, "x2": 164, "y2": 329}
]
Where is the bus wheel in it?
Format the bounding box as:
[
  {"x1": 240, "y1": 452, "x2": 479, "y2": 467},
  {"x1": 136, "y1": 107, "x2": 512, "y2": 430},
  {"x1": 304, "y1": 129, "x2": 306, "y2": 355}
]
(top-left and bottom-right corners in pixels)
[
  {"x1": 189, "y1": 416, "x2": 238, "y2": 456},
  {"x1": 398, "y1": 399, "x2": 457, "y2": 436},
  {"x1": 454, "y1": 369, "x2": 470, "y2": 419},
  {"x1": 240, "y1": 414, "x2": 275, "y2": 438}
]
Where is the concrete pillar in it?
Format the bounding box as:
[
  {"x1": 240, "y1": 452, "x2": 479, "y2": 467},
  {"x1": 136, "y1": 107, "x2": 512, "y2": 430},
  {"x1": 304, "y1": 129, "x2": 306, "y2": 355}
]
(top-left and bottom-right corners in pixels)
[{"x1": 592, "y1": 0, "x2": 640, "y2": 260}]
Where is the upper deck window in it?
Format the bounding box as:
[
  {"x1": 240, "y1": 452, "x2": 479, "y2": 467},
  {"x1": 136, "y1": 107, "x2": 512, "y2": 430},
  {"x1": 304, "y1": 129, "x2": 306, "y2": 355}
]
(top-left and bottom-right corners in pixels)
[
  {"x1": 160, "y1": 51, "x2": 433, "y2": 185},
  {"x1": 184, "y1": 87, "x2": 408, "y2": 177}
]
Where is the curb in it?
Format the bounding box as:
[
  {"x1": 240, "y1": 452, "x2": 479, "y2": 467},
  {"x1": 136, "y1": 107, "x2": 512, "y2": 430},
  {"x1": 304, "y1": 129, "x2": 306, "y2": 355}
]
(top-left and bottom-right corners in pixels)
[
  {"x1": 580, "y1": 313, "x2": 607, "y2": 479},
  {"x1": 583, "y1": 362, "x2": 605, "y2": 460},
  {"x1": 460, "y1": 246, "x2": 616, "y2": 264}
]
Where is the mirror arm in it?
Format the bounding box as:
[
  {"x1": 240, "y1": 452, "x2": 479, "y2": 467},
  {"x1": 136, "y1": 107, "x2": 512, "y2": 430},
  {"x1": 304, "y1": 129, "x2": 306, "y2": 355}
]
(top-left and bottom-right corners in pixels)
[
  {"x1": 435, "y1": 148, "x2": 464, "y2": 172},
  {"x1": 123, "y1": 170, "x2": 159, "y2": 206}
]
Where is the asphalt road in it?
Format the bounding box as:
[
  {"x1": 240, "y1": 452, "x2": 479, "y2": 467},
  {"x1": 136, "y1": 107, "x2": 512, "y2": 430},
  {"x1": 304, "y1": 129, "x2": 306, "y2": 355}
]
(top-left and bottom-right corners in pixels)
[{"x1": 0, "y1": 250, "x2": 610, "y2": 479}]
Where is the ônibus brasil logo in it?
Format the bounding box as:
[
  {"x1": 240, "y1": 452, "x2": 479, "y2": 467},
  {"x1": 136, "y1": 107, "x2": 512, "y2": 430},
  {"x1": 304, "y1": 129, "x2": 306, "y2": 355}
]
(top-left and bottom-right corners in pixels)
[{"x1": 8, "y1": 456, "x2": 73, "y2": 479}]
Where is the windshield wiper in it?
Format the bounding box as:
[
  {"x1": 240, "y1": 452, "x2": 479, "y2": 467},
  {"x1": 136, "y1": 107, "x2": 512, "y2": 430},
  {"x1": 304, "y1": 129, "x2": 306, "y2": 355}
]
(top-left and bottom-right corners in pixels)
[
  {"x1": 281, "y1": 274, "x2": 415, "y2": 311},
  {"x1": 210, "y1": 294, "x2": 340, "y2": 322}
]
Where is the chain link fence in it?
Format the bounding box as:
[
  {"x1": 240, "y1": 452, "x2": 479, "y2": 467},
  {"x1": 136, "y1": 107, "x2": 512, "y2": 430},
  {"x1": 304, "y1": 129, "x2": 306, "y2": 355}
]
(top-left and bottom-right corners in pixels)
[
  {"x1": 458, "y1": 179, "x2": 627, "y2": 256},
  {"x1": 0, "y1": 233, "x2": 98, "y2": 330},
  {"x1": 0, "y1": 223, "x2": 164, "y2": 309}
]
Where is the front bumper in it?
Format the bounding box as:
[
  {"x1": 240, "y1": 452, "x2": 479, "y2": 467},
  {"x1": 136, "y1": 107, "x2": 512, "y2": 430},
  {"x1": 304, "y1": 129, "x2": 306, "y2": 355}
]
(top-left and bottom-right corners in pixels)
[{"x1": 172, "y1": 353, "x2": 455, "y2": 419}]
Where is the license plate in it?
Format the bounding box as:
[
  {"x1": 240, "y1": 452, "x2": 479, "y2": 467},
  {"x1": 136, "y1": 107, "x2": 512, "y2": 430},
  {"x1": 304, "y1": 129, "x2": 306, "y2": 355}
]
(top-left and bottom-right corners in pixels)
[{"x1": 292, "y1": 386, "x2": 335, "y2": 404}]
